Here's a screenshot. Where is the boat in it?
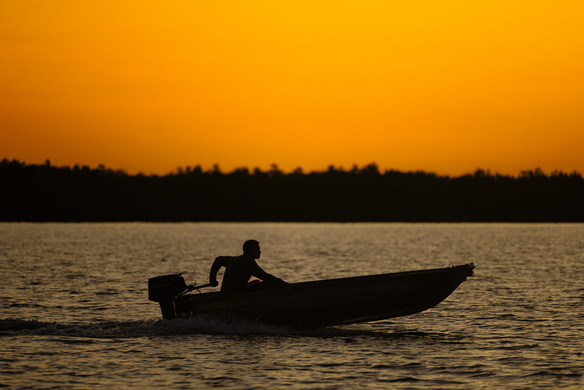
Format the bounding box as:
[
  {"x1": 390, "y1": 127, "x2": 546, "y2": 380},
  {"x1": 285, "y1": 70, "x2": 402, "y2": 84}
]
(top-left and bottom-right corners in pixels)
[{"x1": 148, "y1": 263, "x2": 475, "y2": 327}]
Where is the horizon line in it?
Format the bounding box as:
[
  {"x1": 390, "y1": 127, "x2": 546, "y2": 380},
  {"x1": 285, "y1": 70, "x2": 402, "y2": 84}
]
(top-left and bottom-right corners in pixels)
[{"x1": 3, "y1": 158, "x2": 582, "y2": 179}]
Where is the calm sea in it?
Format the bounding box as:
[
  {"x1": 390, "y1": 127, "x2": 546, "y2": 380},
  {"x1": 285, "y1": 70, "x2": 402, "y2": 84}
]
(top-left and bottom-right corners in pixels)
[{"x1": 1, "y1": 223, "x2": 583, "y2": 389}]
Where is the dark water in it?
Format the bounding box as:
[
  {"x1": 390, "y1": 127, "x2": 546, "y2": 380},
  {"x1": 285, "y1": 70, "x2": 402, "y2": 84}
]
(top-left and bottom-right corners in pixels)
[{"x1": 1, "y1": 223, "x2": 583, "y2": 389}]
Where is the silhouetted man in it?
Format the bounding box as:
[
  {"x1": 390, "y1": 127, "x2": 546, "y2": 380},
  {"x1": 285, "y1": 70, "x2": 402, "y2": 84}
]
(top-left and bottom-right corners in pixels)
[{"x1": 209, "y1": 240, "x2": 289, "y2": 294}]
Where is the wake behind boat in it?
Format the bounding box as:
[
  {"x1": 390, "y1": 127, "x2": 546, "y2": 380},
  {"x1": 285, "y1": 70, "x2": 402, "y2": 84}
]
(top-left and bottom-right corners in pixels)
[{"x1": 148, "y1": 263, "x2": 475, "y2": 327}]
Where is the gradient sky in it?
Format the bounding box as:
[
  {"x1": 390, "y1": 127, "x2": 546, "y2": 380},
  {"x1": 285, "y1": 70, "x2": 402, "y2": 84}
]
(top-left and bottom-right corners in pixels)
[{"x1": 2, "y1": 1, "x2": 583, "y2": 176}]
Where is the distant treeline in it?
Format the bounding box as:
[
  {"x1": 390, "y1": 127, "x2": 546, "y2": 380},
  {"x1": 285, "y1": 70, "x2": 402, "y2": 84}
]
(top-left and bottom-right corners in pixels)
[{"x1": 2, "y1": 158, "x2": 584, "y2": 222}]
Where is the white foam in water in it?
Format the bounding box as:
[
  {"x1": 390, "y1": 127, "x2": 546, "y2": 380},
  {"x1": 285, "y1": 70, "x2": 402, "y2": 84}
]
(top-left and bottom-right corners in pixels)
[
  {"x1": 0, "y1": 316, "x2": 325, "y2": 338},
  {"x1": 155, "y1": 315, "x2": 298, "y2": 335}
]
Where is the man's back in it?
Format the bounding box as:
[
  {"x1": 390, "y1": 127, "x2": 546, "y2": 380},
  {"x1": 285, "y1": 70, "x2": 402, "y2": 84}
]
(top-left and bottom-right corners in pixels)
[{"x1": 221, "y1": 254, "x2": 261, "y2": 293}]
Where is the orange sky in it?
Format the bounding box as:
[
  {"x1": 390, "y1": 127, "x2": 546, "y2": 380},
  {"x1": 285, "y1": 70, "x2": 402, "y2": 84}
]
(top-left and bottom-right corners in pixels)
[{"x1": 2, "y1": 1, "x2": 583, "y2": 176}]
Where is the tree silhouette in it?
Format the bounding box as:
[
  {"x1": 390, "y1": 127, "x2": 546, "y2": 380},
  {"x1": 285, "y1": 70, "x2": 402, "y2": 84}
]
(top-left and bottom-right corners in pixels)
[{"x1": 1, "y1": 158, "x2": 583, "y2": 222}]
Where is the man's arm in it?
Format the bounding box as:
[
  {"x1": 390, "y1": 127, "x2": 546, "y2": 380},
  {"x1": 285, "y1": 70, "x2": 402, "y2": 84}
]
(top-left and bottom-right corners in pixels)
[
  {"x1": 251, "y1": 261, "x2": 289, "y2": 288},
  {"x1": 209, "y1": 256, "x2": 230, "y2": 287}
]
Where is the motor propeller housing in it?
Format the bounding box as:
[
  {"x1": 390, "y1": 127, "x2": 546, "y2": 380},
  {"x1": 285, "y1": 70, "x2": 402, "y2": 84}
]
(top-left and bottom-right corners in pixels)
[{"x1": 148, "y1": 274, "x2": 188, "y2": 302}]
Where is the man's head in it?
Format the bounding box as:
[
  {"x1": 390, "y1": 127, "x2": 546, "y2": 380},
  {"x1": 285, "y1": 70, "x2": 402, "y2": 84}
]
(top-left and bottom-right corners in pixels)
[{"x1": 243, "y1": 239, "x2": 261, "y2": 259}]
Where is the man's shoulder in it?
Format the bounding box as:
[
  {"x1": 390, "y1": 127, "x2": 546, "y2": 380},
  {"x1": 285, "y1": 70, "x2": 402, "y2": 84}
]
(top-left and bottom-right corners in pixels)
[
  {"x1": 214, "y1": 256, "x2": 233, "y2": 264},
  {"x1": 234, "y1": 253, "x2": 254, "y2": 260},
  {"x1": 232, "y1": 254, "x2": 259, "y2": 266}
]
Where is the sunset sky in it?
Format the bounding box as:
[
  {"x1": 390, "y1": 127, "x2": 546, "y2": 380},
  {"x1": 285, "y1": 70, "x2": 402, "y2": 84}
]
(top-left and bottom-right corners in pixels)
[{"x1": 2, "y1": 1, "x2": 583, "y2": 176}]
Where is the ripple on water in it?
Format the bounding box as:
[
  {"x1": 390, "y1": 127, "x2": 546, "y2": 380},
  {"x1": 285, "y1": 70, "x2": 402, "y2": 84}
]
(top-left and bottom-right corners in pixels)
[{"x1": 1, "y1": 223, "x2": 584, "y2": 389}]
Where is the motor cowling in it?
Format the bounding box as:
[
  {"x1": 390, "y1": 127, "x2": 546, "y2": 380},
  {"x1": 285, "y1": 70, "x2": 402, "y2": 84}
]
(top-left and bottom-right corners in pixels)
[{"x1": 148, "y1": 274, "x2": 188, "y2": 302}]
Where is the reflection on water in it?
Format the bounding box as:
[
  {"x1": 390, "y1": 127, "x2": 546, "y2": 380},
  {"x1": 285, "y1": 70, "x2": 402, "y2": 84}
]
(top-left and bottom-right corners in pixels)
[{"x1": 1, "y1": 223, "x2": 583, "y2": 389}]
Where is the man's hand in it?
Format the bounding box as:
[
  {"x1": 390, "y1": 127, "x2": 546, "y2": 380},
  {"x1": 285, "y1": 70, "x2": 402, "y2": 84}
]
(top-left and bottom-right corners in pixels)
[{"x1": 210, "y1": 280, "x2": 219, "y2": 287}]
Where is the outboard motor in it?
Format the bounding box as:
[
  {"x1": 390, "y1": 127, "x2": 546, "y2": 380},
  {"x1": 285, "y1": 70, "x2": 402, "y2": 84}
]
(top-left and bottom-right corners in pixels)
[{"x1": 148, "y1": 274, "x2": 188, "y2": 319}]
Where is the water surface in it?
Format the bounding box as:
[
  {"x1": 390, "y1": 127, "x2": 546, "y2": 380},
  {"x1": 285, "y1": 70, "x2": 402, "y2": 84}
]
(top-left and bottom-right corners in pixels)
[{"x1": 1, "y1": 223, "x2": 583, "y2": 389}]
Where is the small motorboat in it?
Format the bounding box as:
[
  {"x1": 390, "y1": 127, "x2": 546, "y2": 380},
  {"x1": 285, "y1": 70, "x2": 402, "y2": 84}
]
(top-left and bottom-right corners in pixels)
[{"x1": 148, "y1": 263, "x2": 474, "y2": 327}]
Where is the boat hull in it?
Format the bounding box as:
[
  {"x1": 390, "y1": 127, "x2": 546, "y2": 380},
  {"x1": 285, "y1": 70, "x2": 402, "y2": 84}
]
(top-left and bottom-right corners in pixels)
[{"x1": 168, "y1": 263, "x2": 474, "y2": 327}]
